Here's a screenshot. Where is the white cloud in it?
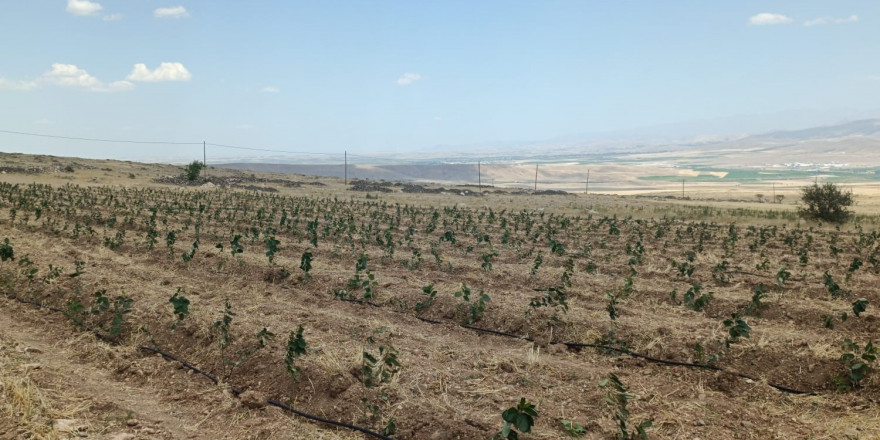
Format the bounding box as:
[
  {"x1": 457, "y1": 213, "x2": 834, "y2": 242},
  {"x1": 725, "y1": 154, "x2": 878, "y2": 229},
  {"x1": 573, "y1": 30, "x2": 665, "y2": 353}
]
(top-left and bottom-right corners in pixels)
[
  {"x1": 396, "y1": 72, "x2": 421, "y2": 86},
  {"x1": 42, "y1": 63, "x2": 134, "y2": 92},
  {"x1": 804, "y1": 15, "x2": 858, "y2": 26},
  {"x1": 102, "y1": 13, "x2": 122, "y2": 21},
  {"x1": 261, "y1": 86, "x2": 280, "y2": 93},
  {"x1": 66, "y1": 0, "x2": 103, "y2": 16},
  {"x1": 126, "y1": 62, "x2": 192, "y2": 82},
  {"x1": 749, "y1": 13, "x2": 793, "y2": 26},
  {"x1": 0, "y1": 77, "x2": 38, "y2": 91},
  {"x1": 154, "y1": 6, "x2": 189, "y2": 19}
]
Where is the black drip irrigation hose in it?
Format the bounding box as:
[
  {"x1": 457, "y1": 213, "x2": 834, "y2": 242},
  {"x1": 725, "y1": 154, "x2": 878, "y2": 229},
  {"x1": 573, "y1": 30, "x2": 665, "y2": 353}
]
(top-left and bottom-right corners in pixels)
[
  {"x1": 137, "y1": 345, "x2": 398, "y2": 440},
  {"x1": 335, "y1": 292, "x2": 815, "y2": 395},
  {"x1": 2, "y1": 291, "x2": 399, "y2": 440},
  {"x1": 461, "y1": 323, "x2": 813, "y2": 395}
]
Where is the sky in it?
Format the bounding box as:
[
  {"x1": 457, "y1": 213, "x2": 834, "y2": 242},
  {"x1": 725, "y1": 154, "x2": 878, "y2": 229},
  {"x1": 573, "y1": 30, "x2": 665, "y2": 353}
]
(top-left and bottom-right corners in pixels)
[{"x1": 1, "y1": 1, "x2": 879, "y2": 162}]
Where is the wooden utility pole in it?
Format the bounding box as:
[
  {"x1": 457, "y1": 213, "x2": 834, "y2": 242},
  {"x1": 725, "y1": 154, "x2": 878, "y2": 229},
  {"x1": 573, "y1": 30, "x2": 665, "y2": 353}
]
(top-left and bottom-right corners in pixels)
[
  {"x1": 203, "y1": 141, "x2": 207, "y2": 178},
  {"x1": 585, "y1": 169, "x2": 590, "y2": 194},
  {"x1": 772, "y1": 182, "x2": 776, "y2": 204},
  {"x1": 344, "y1": 151, "x2": 347, "y2": 186},
  {"x1": 478, "y1": 161, "x2": 481, "y2": 191},
  {"x1": 534, "y1": 164, "x2": 538, "y2": 192}
]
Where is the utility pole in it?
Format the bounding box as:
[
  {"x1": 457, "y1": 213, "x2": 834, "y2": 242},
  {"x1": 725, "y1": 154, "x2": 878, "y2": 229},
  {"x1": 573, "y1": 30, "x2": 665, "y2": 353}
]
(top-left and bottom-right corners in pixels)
[
  {"x1": 478, "y1": 161, "x2": 481, "y2": 192},
  {"x1": 772, "y1": 182, "x2": 776, "y2": 204},
  {"x1": 534, "y1": 164, "x2": 538, "y2": 192},
  {"x1": 344, "y1": 151, "x2": 347, "y2": 186},
  {"x1": 585, "y1": 169, "x2": 590, "y2": 194},
  {"x1": 203, "y1": 141, "x2": 207, "y2": 178}
]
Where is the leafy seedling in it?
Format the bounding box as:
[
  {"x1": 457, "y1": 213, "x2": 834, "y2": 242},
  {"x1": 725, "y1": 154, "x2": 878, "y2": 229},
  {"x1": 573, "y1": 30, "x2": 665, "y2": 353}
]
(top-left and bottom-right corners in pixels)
[
  {"x1": 285, "y1": 325, "x2": 307, "y2": 382},
  {"x1": 169, "y1": 288, "x2": 190, "y2": 331},
  {"x1": 493, "y1": 398, "x2": 538, "y2": 440}
]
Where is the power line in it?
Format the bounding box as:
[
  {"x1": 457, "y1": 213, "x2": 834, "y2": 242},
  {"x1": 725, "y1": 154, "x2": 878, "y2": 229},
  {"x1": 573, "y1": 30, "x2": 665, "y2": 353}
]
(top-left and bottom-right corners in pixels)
[{"x1": 0, "y1": 129, "x2": 201, "y2": 145}]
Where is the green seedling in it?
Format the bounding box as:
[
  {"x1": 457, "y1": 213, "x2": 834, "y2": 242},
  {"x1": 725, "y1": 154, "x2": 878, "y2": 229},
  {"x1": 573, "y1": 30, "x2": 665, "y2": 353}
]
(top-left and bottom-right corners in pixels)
[
  {"x1": 833, "y1": 339, "x2": 877, "y2": 392},
  {"x1": 169, "y1": 288, "x2": 190, "y2": 331},
  {"x1": 600, "y1": 374, "x2": 652, "y2": 440},
  {"x1": 559, "y1": 419, "x2": 587, "y2": 437},
  {"x1": 493, "y1": 398, "x2": 538, "y2": 440},
  {"x1": 0, "y1": 238, "x2": 14, "y2": 262},
  {"x1": 285, "y1": 325, "x2": 307, "y2": 382},
  {"x1": 852, "y1": 298, "x2": 869, "y2": 317},
  {"x1": 300, "y1": 251, "x2": 313, "y2": 281},
  {"x1": 415, "y1": 284, "x2": 437, "y2": 312}
]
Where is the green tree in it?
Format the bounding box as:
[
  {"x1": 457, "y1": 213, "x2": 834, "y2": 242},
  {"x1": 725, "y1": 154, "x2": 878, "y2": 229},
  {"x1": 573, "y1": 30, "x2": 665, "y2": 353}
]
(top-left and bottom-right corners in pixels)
[
  {"x1": 184, "y1": 161, "x2": 205, "y2": 181},
  {"x1": 798, "y1": 183, "x2": 853, "y2": 223}
]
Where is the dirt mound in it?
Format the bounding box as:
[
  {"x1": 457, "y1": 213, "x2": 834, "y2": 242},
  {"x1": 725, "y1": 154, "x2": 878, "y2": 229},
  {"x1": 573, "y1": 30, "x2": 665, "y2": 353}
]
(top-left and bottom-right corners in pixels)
[
  {"x1": 154, "y1": 173, "x2": 308, "y2": 191},
  {"x1": 348, "y1": 179, "x2": 393, "y2": 192}
]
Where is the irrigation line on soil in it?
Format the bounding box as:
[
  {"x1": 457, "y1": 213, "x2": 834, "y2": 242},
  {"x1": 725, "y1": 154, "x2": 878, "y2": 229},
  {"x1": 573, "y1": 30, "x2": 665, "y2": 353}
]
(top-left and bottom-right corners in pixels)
[
  {"x1": 2, "y1": 291, "x2": 399, "y2": 440},
  {"x1": 340, "y1": 296, "x2": 815, "y2": 395}
]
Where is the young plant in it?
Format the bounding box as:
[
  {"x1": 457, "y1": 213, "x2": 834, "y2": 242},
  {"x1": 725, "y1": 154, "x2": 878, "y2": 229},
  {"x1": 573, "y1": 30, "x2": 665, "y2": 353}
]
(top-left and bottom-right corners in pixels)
[
  {"x1": 530, "y1": 253, "x2": 543, "y2": 279},
  {"x1": 454, "y1": 283, "x2": 490, "y2": 324},
  {"x1": 600, "y1": 374, "x2": 652, "y2": 440},
  {"x1": 0, "y1": 238, "x2": 14, "y2": 262},
  {"x1": 481, "y1": 249, "x2": 498, "y2": 271},
  {"x1": 361, "y1": 338, "x2": 401, "y2": 388},
  {"x1": 492, "y1": 398, "x2": 538, "y2": 440},
  {"x1": 415, "y1": 284, "x2": 437, "y2": 312},
  {"x1": 559, "y1": 419, "x2": 587, "y2": 437},
  {"x1": 776, "y1": 266, "x2": 791, "y2": 287},
  {"x1": 69, "y1": 260, "x2": 86, "y2": 278},
  {"x1": 108, "y1": 293, "x2": 132, "y2": 338},
  {"x1": 852, "y1": 298, "x2": 869, "y2": 317},
  {"x1": 284, "y1": 325, "x2": 307, "y2": 382},
  {"x1": 299, "y1": 251, "x2": 313, "y2": 281},
  {"x1": 683, "y1": 283, "x2": 712, "y2": 312},
  {"x1": 743, "y1": 284, "x2": 767, "y2": 317},
  {"x1": 169, "y1": 288, "x2": 190, "y2": 331},
  {"x1": 846, "y1": 257, "x2": 863, "y2": 282},
  {"x1": 264, "y1": 233, "x2": 281, "y2": 265},
  {"x1": 213, "y1": 299, "x2": 235, "y2": 348},
  {"x1": 230, "y1": 234, "x2": 244, "y2": 257},
  {"x1": 833, "y1": 339, "x2": 877, "y2": 392},
  {"x1": 824, "y1": 271, "x2": 850, "y2": 299},
  {"x1": 224, "y1": 327, "x2": 275, "y2": 379},
  {"x1": 357, "y1": 334, "x2": 402, "y2": 429},
  {"x1": 406, "y1": 249, "x2": 422, "y2": 270},
  {"x1": 43, "y1": 264, "x2": 63, "y2": 284},
  {"x1": 347, "y1": 253, "x2": 378, "y2": 299},
  {"x1": 181, "y1": 239, "x2": 199, "y2": 263},
  {"x1": 528, "y1": 286, "x2": 569, "y2": 320},
  {"x1": 722, "y1": 313, "x2": 751, "y2": 348}
]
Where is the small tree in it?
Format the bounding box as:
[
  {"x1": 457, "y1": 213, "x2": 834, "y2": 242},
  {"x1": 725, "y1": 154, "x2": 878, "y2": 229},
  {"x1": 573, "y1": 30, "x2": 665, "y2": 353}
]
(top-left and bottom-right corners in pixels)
[
  {"x1": 798, "y1": 183, "x2": 853, "y2": 223},
  {"x1": 184, "y1": 161, "x2": 205, "y2": 181}
]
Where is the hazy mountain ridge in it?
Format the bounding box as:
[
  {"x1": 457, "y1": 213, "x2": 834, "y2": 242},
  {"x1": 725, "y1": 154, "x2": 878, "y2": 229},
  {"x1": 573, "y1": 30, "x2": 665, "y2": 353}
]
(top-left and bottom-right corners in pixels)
[{"x1": 217, "y1": 119, "x2": 880, "y2": 187}]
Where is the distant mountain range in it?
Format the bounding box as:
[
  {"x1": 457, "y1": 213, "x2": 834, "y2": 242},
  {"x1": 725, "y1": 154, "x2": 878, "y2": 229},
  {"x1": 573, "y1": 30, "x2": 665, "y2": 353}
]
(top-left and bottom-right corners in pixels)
[{"x1": 217, "y1": 118, "x2": 880, "y2": 187}]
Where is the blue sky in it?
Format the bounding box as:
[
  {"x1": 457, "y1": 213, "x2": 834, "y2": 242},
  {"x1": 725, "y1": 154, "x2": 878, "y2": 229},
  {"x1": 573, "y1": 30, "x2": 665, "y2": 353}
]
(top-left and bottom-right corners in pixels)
[{"x1": 1, "y1": 1, "x2": 879, "y2": 162}]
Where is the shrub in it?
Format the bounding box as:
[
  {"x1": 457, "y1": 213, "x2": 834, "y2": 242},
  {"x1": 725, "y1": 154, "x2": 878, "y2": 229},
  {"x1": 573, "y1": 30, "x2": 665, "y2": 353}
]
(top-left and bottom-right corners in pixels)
[
  {"x1": 798, "y1": 183, "x2": 853, "y2": 223},
  {"x1": 184, "y1": 161, "x2": 205, "y2": 181}
]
